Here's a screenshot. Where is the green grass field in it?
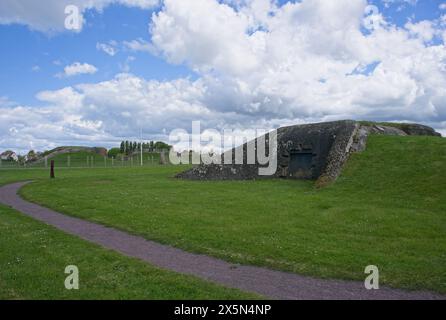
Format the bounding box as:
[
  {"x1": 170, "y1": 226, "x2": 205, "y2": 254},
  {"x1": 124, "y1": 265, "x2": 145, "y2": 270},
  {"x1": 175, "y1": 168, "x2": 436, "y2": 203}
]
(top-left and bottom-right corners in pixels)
[
  {"x1": 0, "y1": 204, "x2": 258, "y2": 299},
  {"x1": 0, "y1": 151, "x2": 162, "y2": 169},
  {"x1": 30, "y1": 151, "x2": 162, "y2": 168},
  {"x1": 1, "y1": 135, "x2": 445, "y2": 295}
]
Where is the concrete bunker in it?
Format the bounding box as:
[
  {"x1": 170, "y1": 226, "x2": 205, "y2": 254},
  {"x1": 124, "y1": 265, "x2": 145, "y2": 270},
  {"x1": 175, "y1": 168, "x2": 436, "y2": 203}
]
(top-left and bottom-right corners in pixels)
[
  {"x1": 288, "y1": 148, "x2": 314, "y2": 179},
  {"x1": 176, "y1": 120, "x2": 441, "y2": 185}
]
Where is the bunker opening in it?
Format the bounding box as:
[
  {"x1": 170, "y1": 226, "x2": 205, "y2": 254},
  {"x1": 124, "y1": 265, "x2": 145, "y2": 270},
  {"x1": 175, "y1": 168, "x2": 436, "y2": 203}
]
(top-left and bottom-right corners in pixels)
[{"x1": 289, "y1": 150, "x2": 314, "y2": 179}]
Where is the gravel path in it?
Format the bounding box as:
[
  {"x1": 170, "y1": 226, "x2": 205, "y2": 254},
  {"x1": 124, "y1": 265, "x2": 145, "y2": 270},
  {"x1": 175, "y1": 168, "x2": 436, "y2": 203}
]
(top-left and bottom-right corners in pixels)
[{"x1": 0, "y1": 181, "x2": 444, "y2": 300}]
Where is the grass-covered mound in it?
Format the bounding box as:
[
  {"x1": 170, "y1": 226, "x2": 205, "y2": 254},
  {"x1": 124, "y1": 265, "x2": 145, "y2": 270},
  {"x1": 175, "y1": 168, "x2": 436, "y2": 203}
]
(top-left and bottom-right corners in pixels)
[{"x1": 26, "y1": 150, "x2": 162, "y2": 168}]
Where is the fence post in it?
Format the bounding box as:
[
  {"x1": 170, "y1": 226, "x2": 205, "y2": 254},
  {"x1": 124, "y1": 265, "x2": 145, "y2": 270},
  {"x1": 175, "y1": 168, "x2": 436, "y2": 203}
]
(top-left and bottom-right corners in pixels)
[
  {"x1": 112, "y1": 157, "x2": 114, "y2": 167},
  {"x1": 45, "y1": 156, "x2": 48, "y2": 168},
  {"x1": 50, "y1": 160, "x2": 55, "y2": 179},
  {"x1": 159, "y1": 151, "x2": 167, "y2": 165},
  {"x1": 86, "y1": 156, "x2": 89, "y2": 168},
  {"x1": 68, "y1": 155, "x2": 71, "y2": 168},
  {"x1": 104, "y1": 156, "x2": 107, "y2": 168}
]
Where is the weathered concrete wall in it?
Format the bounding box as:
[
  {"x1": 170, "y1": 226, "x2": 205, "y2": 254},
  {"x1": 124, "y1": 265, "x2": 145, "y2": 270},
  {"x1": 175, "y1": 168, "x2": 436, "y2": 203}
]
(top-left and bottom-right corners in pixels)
[
  {"x1": 176, "y1": 121, "x2": 441, "y2": 184},
  {"x1": 395, "y1": 123, "x2": 441, "y2": 136},
  {"x1": 316, "y1": 122, "x2": 359, "y2": 186},
  {"x1": 177, "y1": 120, "x2": 358, "y2": 182},
  {"x1": 275, "y1": 120, "x2": 357, "y2": 180}
]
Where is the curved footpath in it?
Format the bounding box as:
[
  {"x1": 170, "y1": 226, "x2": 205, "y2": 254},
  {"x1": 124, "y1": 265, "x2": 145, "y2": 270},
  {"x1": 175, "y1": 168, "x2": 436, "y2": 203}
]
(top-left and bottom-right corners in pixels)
[{"x1": 0, "y1": 181, "x2": 444, "y2": 300}]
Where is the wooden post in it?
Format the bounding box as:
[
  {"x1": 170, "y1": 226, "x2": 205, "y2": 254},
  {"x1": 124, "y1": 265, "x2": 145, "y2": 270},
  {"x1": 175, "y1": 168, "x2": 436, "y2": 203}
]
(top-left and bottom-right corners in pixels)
[{"x1": 50, "y1": 160, "x2": 55, "y2": 179}]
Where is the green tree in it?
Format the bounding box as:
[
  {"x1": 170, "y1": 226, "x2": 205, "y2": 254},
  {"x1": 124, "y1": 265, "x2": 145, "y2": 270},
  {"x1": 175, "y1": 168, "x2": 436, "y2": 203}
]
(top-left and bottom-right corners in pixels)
[
  {"x1": 154, "y1": 141, "x2": 172, "y2": 151},
  {"x1": 108, "y1": 148, "x2": 121, "y2": 158},
  {"x1": 125, "y1": 141, "x2": 130, "y2": 155},
  {"x1": 17, "y1": 155, "x2": 26, "y2": 166},
  {"x1": 26, "y1": 150, "x2": 37, "y2": 162},
  {"x1": 120, "y1": 141, "x2": 125, "y2": 154}
]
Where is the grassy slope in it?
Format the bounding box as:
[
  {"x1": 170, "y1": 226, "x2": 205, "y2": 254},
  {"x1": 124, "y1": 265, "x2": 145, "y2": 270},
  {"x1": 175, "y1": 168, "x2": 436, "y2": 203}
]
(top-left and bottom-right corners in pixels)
[
  {"x1": 0, "y1": 204, "x2": 258, "y2": 299},
  {"x1": 0, "y1": 168, "x2": 49, "y2": 186},
  {"x1": 33, "y1": 151, "x2": 108, "y2": 167},
  {"x1": 0, "y1": 149, "x2": 162, "y2": 169},
  {"x1": 3, "y1": 135, "x2": 446, "y2": 293},
  {"x1": 26, "y1": 151, "x2": 162, "y2": 168}
]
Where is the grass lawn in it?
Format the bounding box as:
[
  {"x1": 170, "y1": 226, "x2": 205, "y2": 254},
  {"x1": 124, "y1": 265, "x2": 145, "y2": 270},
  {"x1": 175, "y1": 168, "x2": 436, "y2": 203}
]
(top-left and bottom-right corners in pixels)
[
  {"x1": 0, "y1": 148, "x2": 162, "y2": 170},
  {"x1": 22, "y1": 151, "x2": 162, "y2": 168},
  {"x1": 1, "y1": 135, "x2": 445, "y2": 294},
  {"x1": 0, "y1": 204, "x2": 259, "y2": 299}
]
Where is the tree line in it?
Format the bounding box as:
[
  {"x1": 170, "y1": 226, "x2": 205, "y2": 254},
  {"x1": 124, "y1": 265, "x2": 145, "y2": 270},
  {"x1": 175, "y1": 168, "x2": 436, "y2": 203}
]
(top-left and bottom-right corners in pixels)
[{"x1": 119, "y1": 141, "x2": 171, "y2": 155}]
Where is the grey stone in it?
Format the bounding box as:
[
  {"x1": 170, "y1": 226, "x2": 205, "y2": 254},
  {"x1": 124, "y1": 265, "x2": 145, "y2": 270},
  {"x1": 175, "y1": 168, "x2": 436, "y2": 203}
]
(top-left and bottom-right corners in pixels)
[
  {"x1": 369, "y1": 125, "x2": 407, "y2": 136},
  {"x1": 398, "y1": 123, "x2": 442, "y2": 137}
]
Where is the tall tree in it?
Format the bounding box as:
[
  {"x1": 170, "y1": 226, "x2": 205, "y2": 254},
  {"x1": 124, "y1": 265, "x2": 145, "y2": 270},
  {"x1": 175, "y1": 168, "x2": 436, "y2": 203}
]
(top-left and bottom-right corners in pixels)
[
  {"x1": 154, "y1": 141, "x2": 172, "y2": 151},
  {"x1": 125, "y1": 141, "x2": 129, "y2": 155},
  {"x1": 120, "y1": 141, "x2": 125, "y2": 154}
]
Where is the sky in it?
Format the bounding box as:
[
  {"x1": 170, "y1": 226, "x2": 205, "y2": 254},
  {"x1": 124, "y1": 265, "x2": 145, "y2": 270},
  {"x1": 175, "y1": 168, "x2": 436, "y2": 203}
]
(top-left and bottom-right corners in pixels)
[{"x1": 0, "y1": 0, "x2": 446, "y2": 153}]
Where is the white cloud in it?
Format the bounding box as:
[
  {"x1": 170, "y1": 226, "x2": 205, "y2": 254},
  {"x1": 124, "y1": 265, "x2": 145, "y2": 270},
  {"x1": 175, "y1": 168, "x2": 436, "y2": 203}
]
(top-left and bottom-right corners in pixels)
[
  {"x1": 58, "y1": 62, "x2": 98, "y2": 78},
  {"x1": 97, "y1": 38, "x2": 154, "y2": 57},
  {"x1": 0, "y1": 74, "x2": 211, "y2": 152},
  {"x1": 0, "y1": 0, "x2": 159, "y2": 33},
  {"x1": 119, "y1": 56, "x2": 136, "y2": 72},
  {"x1": 405, "y1": 20, "x2": 436, "y2": 42},
  {"x1": 382, "y1": 0, "x2": 418, "y2": 9},
  {"x1": 1, "y1": 0, "x2": 446, "y2": 152},
  {"x1": 440, "y1": 3, "x2": 446, "y2": 10},
  {"x1": 149, "y1": 0, "x2": 446, "y2": 121},
  {"x1": 123, "y1": 38, "x2": 155, "y2": 54},
  {"x1": 151, "y1": 0, "x2": 261, "y2": 75},
  {"x1": 96, "y1": 41, "x2": 118, "y2": 56},
  {"x1": 0, "y1": 96, "x2": 16, "y2": 108}
]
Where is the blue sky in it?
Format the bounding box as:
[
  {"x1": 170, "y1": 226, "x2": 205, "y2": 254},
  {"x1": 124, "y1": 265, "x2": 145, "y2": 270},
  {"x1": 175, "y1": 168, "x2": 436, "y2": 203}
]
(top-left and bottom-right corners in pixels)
[
  {"x1": 373, "y1": 0, "x2": 443, "y2": 22},
  {"x1": 1, "y1": 0, "x2": 443, "y2": 106},
  {"x1": 0, "y1": 4, "x2": 195, "y2": 106},
  {"x1": 0, "y1": 0, "x2": 445, "y2": 152}
]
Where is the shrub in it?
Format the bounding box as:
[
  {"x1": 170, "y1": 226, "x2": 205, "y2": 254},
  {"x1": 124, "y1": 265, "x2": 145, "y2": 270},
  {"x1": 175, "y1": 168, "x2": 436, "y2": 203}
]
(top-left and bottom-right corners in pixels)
[{"x1": 108, "y1": 148, "x2": 121, "y2": 158}]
